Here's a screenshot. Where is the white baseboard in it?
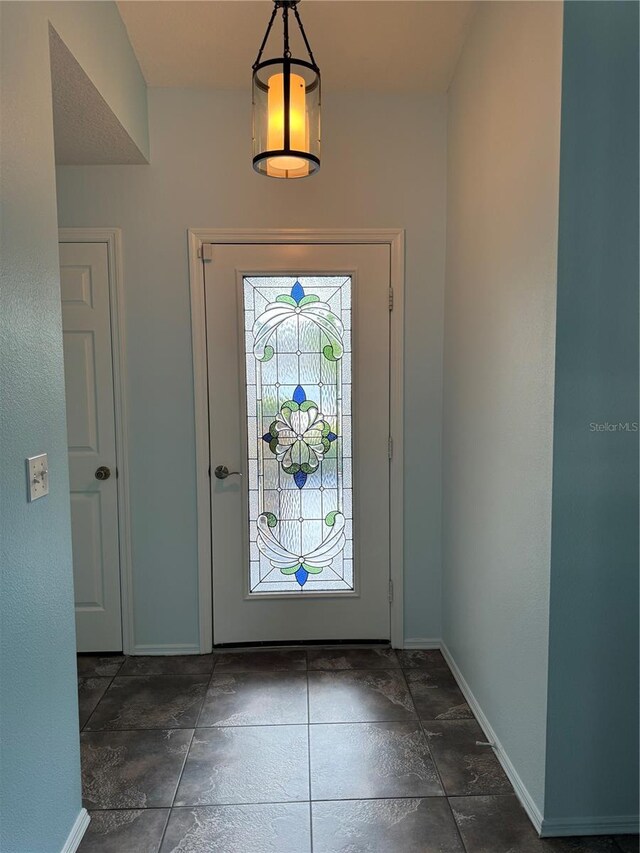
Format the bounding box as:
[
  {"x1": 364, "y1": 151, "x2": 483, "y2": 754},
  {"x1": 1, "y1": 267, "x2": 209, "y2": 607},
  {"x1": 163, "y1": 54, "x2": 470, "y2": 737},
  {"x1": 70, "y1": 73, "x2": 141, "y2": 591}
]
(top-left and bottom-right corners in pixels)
[
  {"x1": 440, "y1": 642, "x2": 545, "y2": 834},
  {"x1": 61, "y1": 809, "x2": 90, "y2": 853},
  {"x1": 402, "y1": 637, "x2": 442, "y2": 649},
  {"x1": 540, "y1": 816, "x2": 640, "y2": 837},
  {"x1": 131, "y1": 643, "x2": 201, "y2": 656}
]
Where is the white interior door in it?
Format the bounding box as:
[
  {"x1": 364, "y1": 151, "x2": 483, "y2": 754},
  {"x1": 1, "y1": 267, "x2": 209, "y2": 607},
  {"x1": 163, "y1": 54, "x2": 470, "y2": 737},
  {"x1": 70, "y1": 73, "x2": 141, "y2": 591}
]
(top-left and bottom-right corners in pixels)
[
  {"x1": 60, "y1": 242, "x2": 122, "y2": 652},
  {"x1": 205, "y1": 243, "x2": 390, "y2": 644}
]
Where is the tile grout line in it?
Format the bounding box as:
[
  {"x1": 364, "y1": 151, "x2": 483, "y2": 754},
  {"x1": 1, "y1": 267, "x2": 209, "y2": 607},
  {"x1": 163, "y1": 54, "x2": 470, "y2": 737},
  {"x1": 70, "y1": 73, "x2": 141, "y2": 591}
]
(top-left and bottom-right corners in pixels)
[
  {"x1": 306, "y1": 651, "x2": 314, "y2": 853},
  {"x1": 155, "y1": 667, "x2": 213, "y2": 850},
  {"x1": 154, "y1": 807, "x2": 172, "y2": 853},
  {"x1": 192, "y1": 669, "x2": 216, "y2": 728},
  {"x1": 79, "y1": 674, "x2": 115, "y2": 732},
  {"x1": 167, "y1": 728, "x2": 197, "y2": 811},
  {"x1": 155, "y1": 667, "x2": 216, "y2": 839},
  {"x1": 404, "y1": 661, "x2": 471, "y2": 853},
  {"x1": 87, "y1": 794, "x2": 476, "y2": 812}
]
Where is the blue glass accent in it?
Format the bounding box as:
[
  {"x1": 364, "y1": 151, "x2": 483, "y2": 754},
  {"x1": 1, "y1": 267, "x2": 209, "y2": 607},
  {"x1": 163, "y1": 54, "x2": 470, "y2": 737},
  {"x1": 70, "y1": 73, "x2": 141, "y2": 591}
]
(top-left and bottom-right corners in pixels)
[
  {"x1": 327, "y1": 432, "x2": 337, "y2": 442},
  {"x1": 262, "y1": 432, "x2": 272, "y2": 443},
  {"x1": 295, "y1": 566, "x2": 309, "y2": 586},
  {"x1": 292, "y1": 385, "x2": 306, "y2": 405},
  {"x1": 294, "y1": 470, "x2": 307, "y2": 489},
  {"x1": 290, "y1": 281, "x2": 305, "y2": 304}
]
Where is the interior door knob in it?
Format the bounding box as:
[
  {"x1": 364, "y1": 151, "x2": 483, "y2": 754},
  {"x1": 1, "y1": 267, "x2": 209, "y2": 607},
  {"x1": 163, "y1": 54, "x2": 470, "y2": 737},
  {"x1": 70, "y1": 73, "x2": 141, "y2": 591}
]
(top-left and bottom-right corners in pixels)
[
  {"x1": 95, "y1": 466, "x2": 111, "y2": 481},
  {"x1": 214, "y1": 465, "x2": 242, "y2": 480}
]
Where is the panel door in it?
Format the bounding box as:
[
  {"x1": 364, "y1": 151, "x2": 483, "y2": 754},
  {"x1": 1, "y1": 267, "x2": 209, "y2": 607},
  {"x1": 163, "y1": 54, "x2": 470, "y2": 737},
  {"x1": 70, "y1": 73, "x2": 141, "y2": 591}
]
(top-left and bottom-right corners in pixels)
[
  {"x1": 205, "y1": 243, "x2": 390, "y2": 644},
  {"x1": 60, "y1": 241, "x2": 122, "y2": 651}
]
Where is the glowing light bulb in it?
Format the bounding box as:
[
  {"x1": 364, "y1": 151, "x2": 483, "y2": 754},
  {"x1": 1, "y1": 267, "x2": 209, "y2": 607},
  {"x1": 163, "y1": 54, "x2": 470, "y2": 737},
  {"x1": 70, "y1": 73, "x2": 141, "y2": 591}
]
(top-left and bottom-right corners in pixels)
[{"x1": 267, "y1": 72, "x2": 309, "y2": 177}]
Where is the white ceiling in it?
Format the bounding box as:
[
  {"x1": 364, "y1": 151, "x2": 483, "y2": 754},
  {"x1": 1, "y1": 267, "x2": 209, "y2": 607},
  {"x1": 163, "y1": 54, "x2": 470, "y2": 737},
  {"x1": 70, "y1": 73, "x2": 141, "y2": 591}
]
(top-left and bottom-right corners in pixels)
[{"x1": 117, "y1": 1, "x2": 475, "y2": 93}]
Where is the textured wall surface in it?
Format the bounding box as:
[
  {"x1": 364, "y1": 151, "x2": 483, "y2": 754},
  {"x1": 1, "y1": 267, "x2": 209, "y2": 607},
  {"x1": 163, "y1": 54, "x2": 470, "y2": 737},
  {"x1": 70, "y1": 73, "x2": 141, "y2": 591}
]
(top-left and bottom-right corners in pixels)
[
  {"x1": 442, "y1": 1, "x2": 563, "y2": 815},
  {"x1": 50, "y1": 27, "x2": 148, "y2": 165},
  {"x1": 44, "y1": 0, "x2": 149, "y2": 160},
  {"x1": 545, "y1": 0, "x2": 639, "y2": 829},
  {"x1": 0, "y1": 7, "x2": 82, "y2": 850},
  {"x1": 0, "y1": 3, "x2": 148, "y2": 850},
  {"x1": 57, "y1": 87, "x2": 448, "y2": 648}
]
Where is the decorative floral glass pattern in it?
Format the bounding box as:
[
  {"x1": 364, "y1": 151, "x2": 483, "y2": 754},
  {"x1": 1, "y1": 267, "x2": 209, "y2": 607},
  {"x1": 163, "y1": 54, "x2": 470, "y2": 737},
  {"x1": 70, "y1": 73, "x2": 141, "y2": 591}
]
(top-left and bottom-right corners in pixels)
[{"x1": 243, "y1": 276, "x2": 353, "y2": 593}]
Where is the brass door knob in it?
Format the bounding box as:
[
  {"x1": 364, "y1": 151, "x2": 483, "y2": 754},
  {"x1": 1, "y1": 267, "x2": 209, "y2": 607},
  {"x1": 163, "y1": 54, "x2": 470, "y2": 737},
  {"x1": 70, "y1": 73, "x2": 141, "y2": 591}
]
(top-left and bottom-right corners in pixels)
[{"x1": 95, "y1": 466, "x2": 111, "y2": 481}]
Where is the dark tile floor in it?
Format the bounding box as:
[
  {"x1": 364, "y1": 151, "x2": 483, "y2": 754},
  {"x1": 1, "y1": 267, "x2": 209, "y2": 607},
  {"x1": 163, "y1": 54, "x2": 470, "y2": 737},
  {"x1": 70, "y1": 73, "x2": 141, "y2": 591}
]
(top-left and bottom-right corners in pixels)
[{"x1": 76, "y1": 646, "x2": 639, "y2": 853}]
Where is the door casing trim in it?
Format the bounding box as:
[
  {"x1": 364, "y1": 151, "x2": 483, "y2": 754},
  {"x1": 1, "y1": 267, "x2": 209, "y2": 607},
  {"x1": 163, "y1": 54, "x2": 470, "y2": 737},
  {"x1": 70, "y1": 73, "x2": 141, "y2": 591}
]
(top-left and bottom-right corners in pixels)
[
  {"x1": 188, "y1": 228, "x2": 405, "y2": 650},
  {"x1": 59, "y1": 228, "x2": 134, "y2": 654}
]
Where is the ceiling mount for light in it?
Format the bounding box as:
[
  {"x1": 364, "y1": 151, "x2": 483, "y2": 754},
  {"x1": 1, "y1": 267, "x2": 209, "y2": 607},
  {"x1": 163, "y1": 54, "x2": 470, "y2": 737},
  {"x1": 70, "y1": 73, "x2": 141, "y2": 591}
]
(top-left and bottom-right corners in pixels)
[{"x1": 252, "y1": 0, "x2": 320, "y2": 179}]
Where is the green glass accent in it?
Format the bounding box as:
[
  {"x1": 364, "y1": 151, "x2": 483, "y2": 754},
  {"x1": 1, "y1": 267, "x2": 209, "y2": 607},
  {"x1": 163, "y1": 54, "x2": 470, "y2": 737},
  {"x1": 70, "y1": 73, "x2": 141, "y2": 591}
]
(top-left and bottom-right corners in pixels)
[
  {"x1": 323, "y1": 343, "x2": 342, "y2": 362},
  {"x1": 262, "y1": 394, "x2": 336, "y2": 486},
  {"x1": 298, "y1": 294, "x2": 320, "y2": 306},
  {"x1": 280, "y1": 564, "x2": 300, "y2": 575},
  {"x1": 276, "y1": 295, "x2": 297, "y2": 306},
  {"x1": 264, "y1": 512, "x2": 278, "y2": 528},
  {"x1": 260, "y1": 345, "x2": 274, "y2": 363},
  {"x1": 304, "y1": 563, "x2": 323, "y2": 575},
  {"x1": 325, "y1": 510, "x2": 339, "y2": 527}
]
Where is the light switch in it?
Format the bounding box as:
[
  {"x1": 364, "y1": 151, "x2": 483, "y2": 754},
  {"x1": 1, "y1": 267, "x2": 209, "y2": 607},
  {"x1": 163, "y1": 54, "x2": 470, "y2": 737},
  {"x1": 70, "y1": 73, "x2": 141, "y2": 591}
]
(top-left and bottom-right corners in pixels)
[{"x1": 26, "y1": 454, "x2": 49, "y2": 501}]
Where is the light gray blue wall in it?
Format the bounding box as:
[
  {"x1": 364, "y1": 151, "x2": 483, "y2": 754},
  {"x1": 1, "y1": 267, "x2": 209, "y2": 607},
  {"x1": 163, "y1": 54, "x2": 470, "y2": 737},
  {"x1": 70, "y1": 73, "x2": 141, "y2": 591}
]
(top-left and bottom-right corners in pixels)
[
  {"x1": 56, "y1": 88, "x2": 448, "y2": 649},
  {"x1": 544, "y1": 0, "x2": 639, "y2": 830},
  {"x1": 0, "y1": 3, "x2": 148, "y2": 849},
  {"x1": 441, "y1": 1, "x2": 563, "y2": 816}
]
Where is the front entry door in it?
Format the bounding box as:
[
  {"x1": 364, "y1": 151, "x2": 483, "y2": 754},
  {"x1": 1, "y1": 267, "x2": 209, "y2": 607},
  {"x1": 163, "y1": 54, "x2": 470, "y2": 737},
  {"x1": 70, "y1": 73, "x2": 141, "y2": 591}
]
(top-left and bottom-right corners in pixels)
[
  {"x1": 60, "y1": 241, "x2": 122, "y2": 652},
  {"x1": 205, "y1": 243, "x2": 390, "y2": 644}
]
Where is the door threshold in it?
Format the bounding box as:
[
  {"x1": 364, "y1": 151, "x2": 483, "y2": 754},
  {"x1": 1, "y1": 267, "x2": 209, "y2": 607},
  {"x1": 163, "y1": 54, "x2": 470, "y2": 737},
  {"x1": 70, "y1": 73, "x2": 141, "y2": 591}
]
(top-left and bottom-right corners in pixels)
[{"x1": 213, "y1": 639, "x2": 391, "y2": 650}]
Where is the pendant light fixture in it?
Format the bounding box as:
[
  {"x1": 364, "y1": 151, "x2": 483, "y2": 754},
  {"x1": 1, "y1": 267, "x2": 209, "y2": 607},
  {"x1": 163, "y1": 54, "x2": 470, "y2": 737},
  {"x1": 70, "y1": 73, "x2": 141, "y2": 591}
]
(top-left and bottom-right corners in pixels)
[{"x1": 252, "y1": 0, "x2": 320, "y2": 178}]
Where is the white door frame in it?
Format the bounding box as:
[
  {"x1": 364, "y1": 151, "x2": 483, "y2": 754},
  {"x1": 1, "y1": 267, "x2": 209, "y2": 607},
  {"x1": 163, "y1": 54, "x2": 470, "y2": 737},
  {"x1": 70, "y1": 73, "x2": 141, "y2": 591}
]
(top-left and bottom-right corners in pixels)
[
  {"x1": 58, "y1": 228, "x2": 134, "y2": 654},
  {"x1": 188, "y1": 229, "x2": 405, "y2": 651}
]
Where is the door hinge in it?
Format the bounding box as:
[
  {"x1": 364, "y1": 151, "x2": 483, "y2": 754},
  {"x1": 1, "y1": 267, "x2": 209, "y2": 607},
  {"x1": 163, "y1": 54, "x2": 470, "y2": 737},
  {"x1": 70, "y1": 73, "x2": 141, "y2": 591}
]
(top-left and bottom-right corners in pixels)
[
  {"x1": 199, "y1": 243, "x2": 214, "y2": 263},
  {"x1": 389, "y1": 287, "x2": 394, "y2": 311},
  {"x1": 388, "y1": 579, "x2": 394, "y2": 603},
  {"x1": 388, "y1": 435, "x2": 393, "y2": 459}
]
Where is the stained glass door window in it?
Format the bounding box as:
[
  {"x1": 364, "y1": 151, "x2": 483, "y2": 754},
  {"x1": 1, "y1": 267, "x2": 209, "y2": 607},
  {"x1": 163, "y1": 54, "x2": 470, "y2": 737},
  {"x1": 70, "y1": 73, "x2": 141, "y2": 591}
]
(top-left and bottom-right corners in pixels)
[{"x1": 243, "y1": 276, "x2": 353, "y2": 594}]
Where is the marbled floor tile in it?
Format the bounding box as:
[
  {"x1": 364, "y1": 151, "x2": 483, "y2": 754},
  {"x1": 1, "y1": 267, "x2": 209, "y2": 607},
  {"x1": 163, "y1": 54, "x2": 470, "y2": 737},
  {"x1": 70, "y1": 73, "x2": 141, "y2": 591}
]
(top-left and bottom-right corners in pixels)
[
  {"x1": 119, "y1": 654, "x2": 216, "y2": 676},
  {"x1": 450, "y1": 795, "x2": 622, "y2": 852},
  {"x1": 174, "y1": 724, "x2": 309, "y2": 806},
  {"x1": 77, "y1": 655, "x2": 125, "y2": 677},
  {"x1": 615, "y1": 838, "x2": 640, "y2": 853},
  {"x1": 308, "y1": 669, "x2": 417, "y2": 723},
  {"x1": 405, "y1": 669, "x2": 474, "y2": 721},
  {"x1": 213, "y1": 649, "x2": 307, "y2": 672},
  {"x1": 78, "y1": 678, "x2": 112, "y2": 729},
  {"x1": 81, "y1": 729, "x2": 193, "y2": 809},
  {"x1": 424, "y1": 720, "x2": 512, "y2": 796},
  {"x1": 312, "y1": 797, "x2": 465, "y2": 853},
  {"x1": 398, "y1": 649, "x2": 449, "y2": 670},
  {"x1": 85, "y1": 675, "x2": 209, "y2": 730},
  {"x1": 308, "y1": 647, "x2": 399, "y2": 670},
  {"x1": 160, "y1": 803, "x2": 311, "y2": 853},
  {"x1": 198, "y1": 672, "x2": 308, "y2": 727},
  {"x1": 310, "y1": 721, "x2": 443, "y2": 800},
  {"x1": 77, "y1": 809, "x2": 169, "y2": 853}
]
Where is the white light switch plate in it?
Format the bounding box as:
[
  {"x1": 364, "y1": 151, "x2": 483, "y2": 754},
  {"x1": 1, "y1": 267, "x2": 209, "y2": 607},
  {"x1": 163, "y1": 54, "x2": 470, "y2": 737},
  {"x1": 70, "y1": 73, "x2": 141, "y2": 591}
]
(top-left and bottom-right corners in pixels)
[{"x1": 26, "y1": 453, "x2": 49, "y2": 501}]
